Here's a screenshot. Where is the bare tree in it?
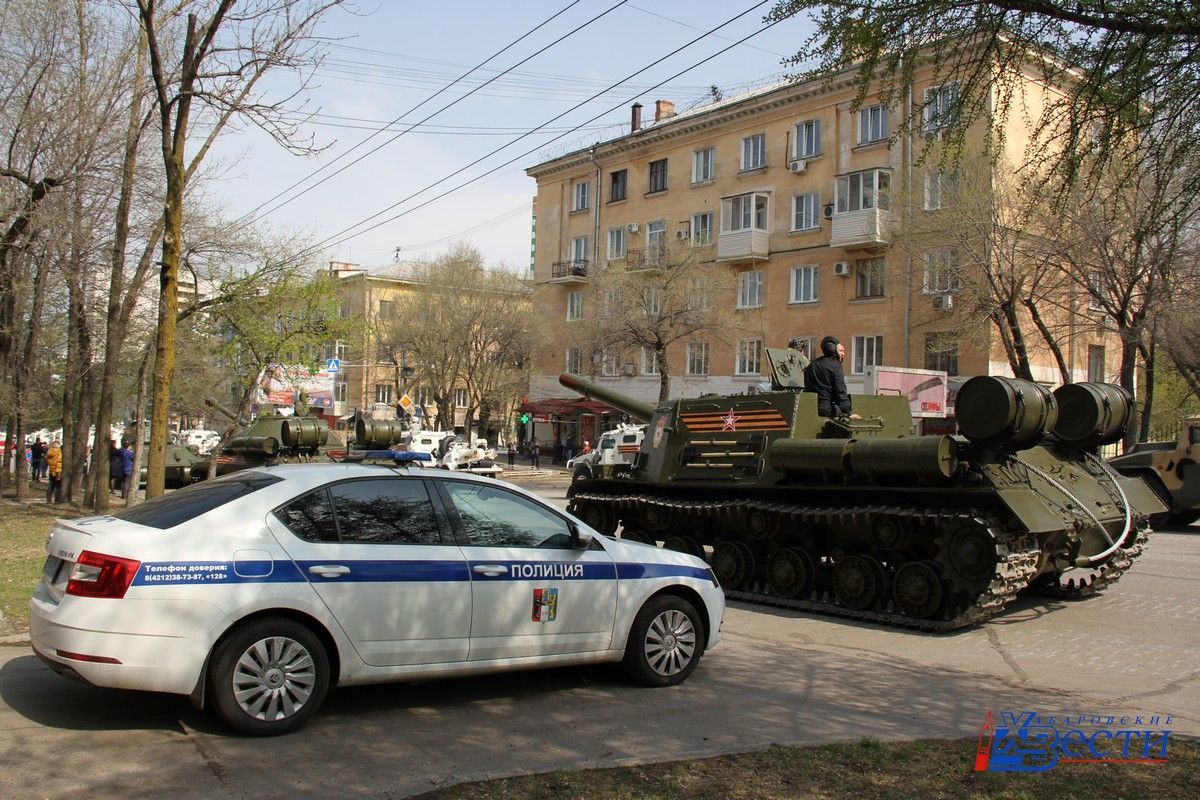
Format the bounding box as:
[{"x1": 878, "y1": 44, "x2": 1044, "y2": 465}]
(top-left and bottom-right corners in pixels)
[
  {"x1": 136, "y1": 0, "x2": 343, "y2": 498},
  {"x1": 575, "y1": 244, "x2": 743, "y2": 402}
]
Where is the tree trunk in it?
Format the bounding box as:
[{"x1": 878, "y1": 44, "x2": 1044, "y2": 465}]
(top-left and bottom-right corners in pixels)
[
  {"x1": 1138, "y1": 331, "x2": 1156, "y2": 444},
  {"x1": 2, "y1": 416, "x2": 14, "y2": 498},
  {"x1": 13, "y1": 255, "x2": 50, "y2": 501},
  {"x1": 657, "y1": 345, "x2": 671, "y2": 402},
  {"x1": 1021, "y1": 298, "x2": 1071, "y2": 384},
  {"x1": 1119, "y1": 332, "x2": 1140, "y2": 450},
  {"x1": 128, "y1": 345, "x2": 152, "y2": 508}
]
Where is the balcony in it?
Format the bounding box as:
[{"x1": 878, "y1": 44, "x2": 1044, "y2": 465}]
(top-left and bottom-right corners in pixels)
[
  {"x1": 625, "y1": 247, "x2": 665, "y2": 272},
  {"x1": 830, "y1": 208, "x2": 890, "y2": 249},
  {"x1": 550, "y1": 260, "x2": 589, "y2": 283},
  {"x1": 716, "y1": 229, "x2": 770, "y2": 262}
]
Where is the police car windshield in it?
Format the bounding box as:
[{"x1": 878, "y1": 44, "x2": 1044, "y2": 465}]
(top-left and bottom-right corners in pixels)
[{"x1": 112, "y1": 472, "x2": 283, "y2": 530}]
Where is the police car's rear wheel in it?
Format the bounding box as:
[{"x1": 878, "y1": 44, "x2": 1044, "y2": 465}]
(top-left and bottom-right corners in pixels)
[
  {"x1": 210, "y1": 618, "x2": 330, "y2": 736},
  {"x1": 622, "y1": 595, "x2": 704, "y2": 687}
]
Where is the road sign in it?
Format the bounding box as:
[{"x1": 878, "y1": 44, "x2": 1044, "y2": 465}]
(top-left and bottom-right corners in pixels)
[
  {"x1": 326, "y1": 358, "x2": 341, "y2": 373},
  {"x1": 398, "y1": 393, "x2": 414, "y2": 414}
]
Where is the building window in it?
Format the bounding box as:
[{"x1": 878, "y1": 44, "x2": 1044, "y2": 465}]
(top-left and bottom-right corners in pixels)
[
  {"x1": 572, "y1": 235, "x2": 589, "y2": 263},
  {"x1": 836, "y1": 169, "x2": 890, "y2": 213},
  {"x1": 609, "y1": 169, "x2": 627, "y2": 202},
  {"x1": 641, "y1": 346, "x2": 660, "y2": 375},
  {"x1": 375, "y1": 383, "x2": 393, "y2": 404},
  {"x1": 737, "y1": 270, "x2": 763, "y2": 308},
  {"x1": 923, "y1": 249, "x2": 961, "y2": 293},
  {"x1": 607, "y1": 227, "x2": 626, "y2": 259},
  {"x1": 790, "y1": 265, "x2": 819, "y2": 304},
  {"x1": 852, "y1": 335, "x2": 883, "y2": 374},
  {"x1": 741, "y1": 133, "x2": 766, "y2": 170},
  {"x1": 566, "y1": 291, "x2": 583, "y2": 321},
  {"x1": 690, "y1": 277, "x2": 711, "y2": 310},
  {"x1": 691, "y1": 211, "x2": 714, "y2": 245},
  {"x1": 334, "y1": 382, "x2": 347, "y2": 402},
  {"x1": 565, "y1": 347, "x2": 582, "y2": 374},
  {"x1": 855, "y1": 257, "x2": 885, "y2": 298},
  {"x1": 602, "y1": 288, "x2": 623, "y2": 316},
  {"x1": 736, "y1": 340, "x2": 762, "y2": 375},
  {"x1": 692, "y1": 147, "x2": 715, "y2": 183},
  {"x1": 858, "y1": 103, "x2": 888, "y2": 145},
  {"x1": 571, "y1": 180, "x2": 589, "y2": 211},
  {"x1": 643, "y1": 286, "x2": 662, "y2": 317},
  {"x1": 323, "y1": 340, "x2": 348, "y2": 362},
  {"x1": 648, "y1": 158, "x2": 668, "y2": 193},
  {"x1": 600, "y1": 350, "x2": 619, "y2": 377},
  {"x1": 1087, "y1": 345, "x2": 1106, "y2": 382},
  {"x1": 646, "y1": 219, "x2": 666, "y2": 262},
  {"x1": 686, "y1": 342, "x2": 709, "y2": 375},
  {"x1": 794, "y1": 119, "x2": 821, "y2": 158},
  {"x1": 925, "y1": 170, "x2": 959, "y2": 210},
  {"x1": 923, "y1": 83, "x2": 960, "y2": 132},
  {"x1": 792, "y1": 192, "x2": 821, "y2": 231},
  {"x1": 924, "y1": 333, "x2": 959, "y2": 375},
  {"x1": 454, "y1": 388, "x2": 469, "y2": 408},
  {"x1": 415, "y1": 387, "x2": 432, "y2": 407},
  {"x1": 722, "y1": 192, "x2": 769, "y2": 232},
  {"x1": 1087, "y1": 271, "x2": 1104, "y2": 311},
  {"x1": 377, "y1": 300, "x2": 397, "y2": 320}
]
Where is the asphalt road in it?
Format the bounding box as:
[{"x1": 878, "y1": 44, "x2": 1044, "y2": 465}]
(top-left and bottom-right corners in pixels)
[{"x1": 1, "y1": 480, "x2": 1195, "y2": 799}]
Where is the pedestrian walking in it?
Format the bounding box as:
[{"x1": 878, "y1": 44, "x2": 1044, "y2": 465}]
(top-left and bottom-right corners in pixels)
[
  {"x1": 30, "y1": 438, "x2": 46, "y2": 483},
  {"x1": 507, "y1": 441, "x2": 516, "y2": 467},
  {"x1": 108, "y1": 440, "x2": 122, "y2": 493},
  {"x1": 45, "y1": 439, "x2": 63, "y2": 503},
  {"x1": 120, "y1": 442, "x2": 134, "y2": 499},
  {"x1": 529, "y1": 437, "x2": 541, "y2": 469}
]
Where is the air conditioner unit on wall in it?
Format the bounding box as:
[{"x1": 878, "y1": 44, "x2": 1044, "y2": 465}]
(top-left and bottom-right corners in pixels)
[
  {"x1": 675, "y1": 229, "x2": 689, "y2": 240},
  {"x1": 626, "y1": 223, "x2": 640, "y2": 234},
  {"x1": 833, "y1": 261, "x2": 851, "y2": 277},
  {"x1": 789, "y1": 159, "x2": 807, "y2": 174},
  {"x1": 933, "y1": 294, "x2": 954, "y2": 310},
  {"x1": 824, "y1": 203, "x2": 834, "y2": 219}
]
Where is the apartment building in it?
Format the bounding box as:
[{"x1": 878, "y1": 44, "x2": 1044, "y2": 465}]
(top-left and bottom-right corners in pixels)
[{"x1": 524, "y1": 64, "x2": 1119, "y2": 412}]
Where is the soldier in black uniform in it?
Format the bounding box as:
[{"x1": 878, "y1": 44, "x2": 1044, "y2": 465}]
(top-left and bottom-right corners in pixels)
[{"x1": 803, "y1": 335, "x2": 853, "y2": 417}]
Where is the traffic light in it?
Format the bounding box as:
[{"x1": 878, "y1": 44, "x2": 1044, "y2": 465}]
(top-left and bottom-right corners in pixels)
[{"x1": 520, "y1": 413, "x2": 530, "y2": 424}]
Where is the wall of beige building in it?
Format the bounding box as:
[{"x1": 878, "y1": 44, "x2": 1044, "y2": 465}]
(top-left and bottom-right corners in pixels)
[{"x1": 527, "y1": 62, "x2": 1122, "y2": 403}]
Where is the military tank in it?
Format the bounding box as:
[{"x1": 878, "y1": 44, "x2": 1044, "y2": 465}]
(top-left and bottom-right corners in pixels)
[
  {"x1": 198, "y1": 398, "x2": 336, "y2": 476},
  {"x1": 560, "y1": 348, "x2": 1165, "y2": 631},
  {"x1": 1109, "y1": 414, "x2": 1200, "y2": 526}
]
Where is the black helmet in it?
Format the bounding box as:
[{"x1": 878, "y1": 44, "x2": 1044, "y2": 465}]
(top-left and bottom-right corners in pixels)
[
  {"x1": 820, "y1": 336, "x2": 840, "y2": 357},
  {"x1": 787, "y1": 337, "x2": 806, "y2": 350}
]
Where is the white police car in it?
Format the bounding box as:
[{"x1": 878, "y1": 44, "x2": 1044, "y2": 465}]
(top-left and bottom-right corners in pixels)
[{"x1": 30, "y1": 464, "x2": 723, "y2": 735}]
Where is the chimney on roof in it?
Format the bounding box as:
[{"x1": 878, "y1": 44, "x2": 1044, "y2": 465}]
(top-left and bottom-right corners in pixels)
[
  {"x1": 631, "y1": 102, "x2": 642, "y2": 133},
  {"x1": 654, "y1": 99, "x2": 676, "y2": 123}
]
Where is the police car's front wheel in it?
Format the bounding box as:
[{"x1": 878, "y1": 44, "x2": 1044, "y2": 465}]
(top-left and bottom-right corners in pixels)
[
  {"x1": 209, "y1": 618, "x2": 330, "y2": 736},
  {"x1": 622, "y1": 595, "x2": 704, "y2": 687}
]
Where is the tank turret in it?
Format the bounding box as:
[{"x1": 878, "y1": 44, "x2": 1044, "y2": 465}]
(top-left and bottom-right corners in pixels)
[
  {"x1": 558, "y1": 356, "x2": 1166, "y2": 632},
  {"x1": 203, "y1": 396, "x2": 243, "y2": 424},
  {"x1": 196, "y1": 401, "x2": 333, "y2": 478}
]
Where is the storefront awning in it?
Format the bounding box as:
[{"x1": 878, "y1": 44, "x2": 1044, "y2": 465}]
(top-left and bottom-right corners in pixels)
[{"x1": 520, "y1": 397, "x2": 616, "y2": 417}]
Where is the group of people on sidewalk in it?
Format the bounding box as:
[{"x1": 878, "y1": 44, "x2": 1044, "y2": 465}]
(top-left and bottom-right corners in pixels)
[{"x1": 23, "y1": 438, "x2": 133, "y2": 503}]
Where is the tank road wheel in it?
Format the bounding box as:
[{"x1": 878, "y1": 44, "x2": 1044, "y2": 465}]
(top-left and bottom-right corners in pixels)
[
  {"x1": 710, "y1": 541, "x2": 754, "y2": 589},
  {"x1": 663, "y1": 536, "x2": 704, "y2": 560},
  {"x1": 573, "y1": 501, "x2": 617, "y2": 536},
  {"x1": 832, "y1": 555, "x2": 886, "y2": 610},
  {"x1": 642, "y1": 504, "x2": 672, "y2": 534},
  {"x1": 768, "y1": 547, "x2": 815, "y2": 599},
  {"x1": 941, "y1": 523, "x2": 998, "y2": 589},
  {"x1": 892, "y1": 560, "x2": 946, "y2": 620},
  {"x1": 620, "y1": 528, "x2": 654, "y2": 545},
  {"x1": 744, "y1": 508, "x2": 777, "y2": 541},
  {"x1": 872, "y1": 517, "x2": 911, "y2": 551}
]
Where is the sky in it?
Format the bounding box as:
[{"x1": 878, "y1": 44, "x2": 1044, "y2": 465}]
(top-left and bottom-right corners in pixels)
[{"x1": 208, "y1": 1, "x2": 816, "y2": 272}]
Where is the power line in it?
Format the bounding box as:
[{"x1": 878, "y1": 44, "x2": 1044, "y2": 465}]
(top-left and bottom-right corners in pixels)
[
  {"x1": 298, "y1": 1, "x2": 777, "y2": 260},
  {"x1": 238, "y1": 0, "x2": 629, "y2": 229}
]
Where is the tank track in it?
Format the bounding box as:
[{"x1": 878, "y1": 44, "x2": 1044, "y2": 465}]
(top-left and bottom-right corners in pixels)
[
  {"x1": 1028, "y1": 522, "x2": 1150, "y2": 600},
  {"x1": 571, "y1": 491, "x2": 1041, "y2": 632}
]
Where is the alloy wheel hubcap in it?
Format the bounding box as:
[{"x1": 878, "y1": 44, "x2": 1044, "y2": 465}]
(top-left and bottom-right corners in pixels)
[
  {"x1": 232, "y1": 636, "x2": 316, "y2": 721},
  {"x1": 643, "y1": 610, "x2": 696, "y2": 677}
]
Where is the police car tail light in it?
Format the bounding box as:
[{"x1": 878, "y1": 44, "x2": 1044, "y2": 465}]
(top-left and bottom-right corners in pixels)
[{"x1": 66, "y1": 551, "x2": 141, "y2": 599}]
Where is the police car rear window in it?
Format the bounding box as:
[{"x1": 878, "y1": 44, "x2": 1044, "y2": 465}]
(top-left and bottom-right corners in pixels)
[{"x1": 113, "y1": 473, "x2": 283, "y2": 530}]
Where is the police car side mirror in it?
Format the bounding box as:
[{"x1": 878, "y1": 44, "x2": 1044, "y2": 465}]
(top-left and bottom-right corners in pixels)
[{"x1": 569, "y1": 522, "x2": 594, "y2": 549}]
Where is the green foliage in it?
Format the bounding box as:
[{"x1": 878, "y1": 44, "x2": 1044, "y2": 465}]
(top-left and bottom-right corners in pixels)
[{"x1": 767, "y1": 1, "x2": 1200, "y2": 190}]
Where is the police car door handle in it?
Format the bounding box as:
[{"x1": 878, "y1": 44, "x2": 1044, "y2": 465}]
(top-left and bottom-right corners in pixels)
[
  {"x1": 473, "y1": 564, "x2": 508, "y2": 576},
  {"x1": 308, "y1": 564, "x2": 351, "y2": 578}
]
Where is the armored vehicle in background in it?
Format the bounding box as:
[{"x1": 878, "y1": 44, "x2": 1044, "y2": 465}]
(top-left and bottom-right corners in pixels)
[
  {"x1": 198, "y1": 398, "x2": 335, "y2": 477},
  {"x1": 567, "y1": 423, "x2": 645, "y2": 481},
  {"x1": 1109, "y1": 414, "x2": 1200, "y2": 525},
  {"x1": 559, "y1": 348, "x2": 1165, "y2": 631},
  {"x1": 127, "y1": 431, "x2": 205, "y2": 488}
]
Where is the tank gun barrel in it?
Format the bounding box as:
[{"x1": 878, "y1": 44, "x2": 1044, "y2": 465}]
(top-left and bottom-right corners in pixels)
[
  {"x1": 203, "y1": 396, "x2": 243, "y2": 424},
  {"x1": 558, "y1": 373, "x2": 656, "y2": 422}
]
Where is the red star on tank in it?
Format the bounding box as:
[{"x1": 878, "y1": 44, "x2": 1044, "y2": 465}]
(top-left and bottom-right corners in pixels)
[{"x1": 720, "y1": 410, "x2": 740, "y2": 431}]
